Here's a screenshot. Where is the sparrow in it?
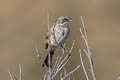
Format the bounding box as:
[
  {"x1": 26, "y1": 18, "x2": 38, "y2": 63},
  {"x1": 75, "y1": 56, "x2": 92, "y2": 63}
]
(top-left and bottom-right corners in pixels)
[{"x1": 42, "y1": 16, "x2": 72, "y2": 67}]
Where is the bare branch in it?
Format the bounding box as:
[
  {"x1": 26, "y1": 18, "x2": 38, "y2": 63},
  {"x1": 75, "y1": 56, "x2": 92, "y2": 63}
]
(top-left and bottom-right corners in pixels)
[
  {"x1": 52, "y1": 46, "x2": 65, "y2": 76},
  {"x1": 8, "y1": 70, "x2": 14, "y2": 80},
  {"x1": 8, "y1": 65, "x2": 21, "y2": 80},
  {"x1": 52, "y1": 40, "x2": 75, "y2": 79},
  {"x1": 52, "y1": 56, "x2": 60, "y2": 75},
  {"x1": 44, "y1": 74, "x2": 47, "y2": 80},
  {"x1": 34, "y1": 46, "x2": 48, "y2": 72},
  {"x1": 47, "y1": 9, "x2": 52, "y2": 80},
  {"x1": 80, "y1": 16, "x2": 96, "y2": 80},
  {"x1": 61, "y1": 65, "x2": 81, "y2": 80},
  {"x1": 19, "y1": 64, "x2": 22, "y2": 80},
  {"x1": 58, "y1": 40, "x2": 75, "y2": 69},
  {"x1": 47, "y1": 9, "x2": 50, "y2": 32},
  {"x1": 79, "y1": 49, "x2": 89, "y2": 80},
  {"x1": 35, "y1": 46, "x2": 40, "y2": 58},
  {"x1": 117, "y1": 76, "x2": 120, "y2": 80}
]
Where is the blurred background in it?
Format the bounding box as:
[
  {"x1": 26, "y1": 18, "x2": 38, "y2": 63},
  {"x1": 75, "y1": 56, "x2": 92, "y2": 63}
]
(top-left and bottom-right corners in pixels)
[{"x1": 0, "y1": 0, "x2": 120, "y2": 80}]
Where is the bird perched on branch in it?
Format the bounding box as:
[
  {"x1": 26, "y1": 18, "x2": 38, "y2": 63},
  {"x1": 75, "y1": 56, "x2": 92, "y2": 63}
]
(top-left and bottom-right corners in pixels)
[{"x1": 42, "y1": 16, "x2": 72, "y2": 67}]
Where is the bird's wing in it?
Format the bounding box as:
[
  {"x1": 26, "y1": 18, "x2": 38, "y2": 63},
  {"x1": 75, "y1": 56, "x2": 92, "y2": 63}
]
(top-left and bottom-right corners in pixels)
[
  {"x1": 45, "y1": 31, "x2": 50, "y2": 49},
  {"x1": 45, "y1": 25, "x2": 55, "y2": 49}
]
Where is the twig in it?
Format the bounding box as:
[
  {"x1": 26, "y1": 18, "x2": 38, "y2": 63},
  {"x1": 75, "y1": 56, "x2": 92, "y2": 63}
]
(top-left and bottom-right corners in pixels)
[
  {"x1": 8, "y1": 65, "x2": 22, "y2": 80},
  {"x1": 79, "y1": 49, "x2": 89, "y2": 80},
  {"x1": 44, "y1": 74, "x2": 47, "y2": 80},
  {"x1": 19, "y1": 64, "x2": 22, "y2": 80},
  {"x1": 52, "y1": 44, "x2": 66, "y2": 76},
  {"x1": 35, "y1": 46, "x2": 41, "y2": 58},
  {"x1": 52, "y1": 56, "x2": 60, "y2": 75},
  {"x1": 47, "y1": 9, "x2": 50, "y2": 32},
  {"x1": 35, "y1": 46, "x2": 48, "y2": 72},
  {"x1": 80, "y1": 16, "x2": 96, "y2": 80},
  {"x1": 8, "y1": 70, "x2": 14, "y2": 80},
  {"x1": 58, "y1": 40, "x2": 75, "y2": 69},
  {"x1": 47, "y1": 9, "x2": 52, "y2": 80},
  {"x1": 52, "y1": 40, "x2": 75, "y2": 79},
  {"x1": 61, "y1": 65, "x2": 81, "y2": 80},
  {"x1": 117, "y1": 76, "x2": 120, "y2": 80}
]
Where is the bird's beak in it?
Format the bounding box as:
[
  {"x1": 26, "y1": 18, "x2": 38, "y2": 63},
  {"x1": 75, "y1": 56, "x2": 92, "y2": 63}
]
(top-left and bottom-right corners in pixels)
[
  {"x1": 66, "y1": 17, "x2": 72, "y2": 22},
  {"x1": 69, "y1": 19, "x2": 72, "y2": 22},
  {"x1": 68, "y1": 17, "x2": 72, "y2": 22}
]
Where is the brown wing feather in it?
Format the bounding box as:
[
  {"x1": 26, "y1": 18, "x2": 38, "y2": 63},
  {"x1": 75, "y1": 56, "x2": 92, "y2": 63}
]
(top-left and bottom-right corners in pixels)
[
  {"x1": 45, "y1": 43, "x2": 48, "y2": 49},
  {"x1": 45, "y1": 32, "x2": 49, "y2": 49},
  {"x1": 45, "y1": 25, "x2": 55, "y2": 49}
]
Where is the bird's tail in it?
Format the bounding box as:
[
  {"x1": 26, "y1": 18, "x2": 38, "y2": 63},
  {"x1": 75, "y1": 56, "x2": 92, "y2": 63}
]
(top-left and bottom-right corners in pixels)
[{"x1": 42, "y1": 50, "x2": 54, "y2": 67}]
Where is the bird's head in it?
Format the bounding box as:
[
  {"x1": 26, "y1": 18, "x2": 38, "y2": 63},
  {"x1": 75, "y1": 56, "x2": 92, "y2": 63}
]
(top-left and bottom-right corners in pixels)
[{"x1": 55, "y1": 16, "x2": 72, "y2": 25}]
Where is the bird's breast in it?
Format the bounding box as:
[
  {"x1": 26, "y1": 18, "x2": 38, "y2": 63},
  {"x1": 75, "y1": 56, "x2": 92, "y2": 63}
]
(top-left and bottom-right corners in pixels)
[{"x1": 54, "y1": 25, "x2": 70, "y2": 45}]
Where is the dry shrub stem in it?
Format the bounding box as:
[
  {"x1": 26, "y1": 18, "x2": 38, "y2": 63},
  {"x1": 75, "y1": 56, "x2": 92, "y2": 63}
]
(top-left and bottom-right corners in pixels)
[
  {"x1": 8, "y1": 64, "x2": 22, "y2": 80},
  {"x1": 79, "y1": 49, "x2": 89, "y2": 80},
  {"x1": 80, "y1": 16, "x2": 96, "y2": 80}
]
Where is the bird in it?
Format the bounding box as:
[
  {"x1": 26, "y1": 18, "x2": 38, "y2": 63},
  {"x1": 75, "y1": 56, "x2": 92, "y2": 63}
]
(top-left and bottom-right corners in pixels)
[{"x1": 42, "y1": 16, "x2": 72, "y2": 67}]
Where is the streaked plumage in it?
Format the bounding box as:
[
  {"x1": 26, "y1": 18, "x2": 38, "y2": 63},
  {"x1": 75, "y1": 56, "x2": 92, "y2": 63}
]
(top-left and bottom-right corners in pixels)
[{"x1": 42, "y1": 16, "x2": 72, "y2": 67}]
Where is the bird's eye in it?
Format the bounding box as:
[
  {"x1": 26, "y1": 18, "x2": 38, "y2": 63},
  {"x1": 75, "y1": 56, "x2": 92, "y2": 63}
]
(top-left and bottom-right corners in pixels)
[
  {"x1": 61, "y1": 18, "x2": 68, "y2": 23},
  {"x1": 64, "y1": 18, "x2": 68, "y2": 21}
]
